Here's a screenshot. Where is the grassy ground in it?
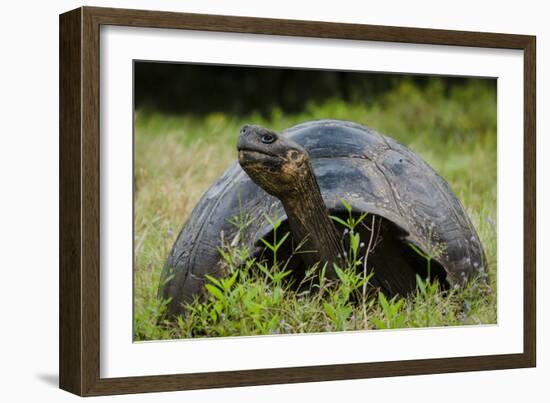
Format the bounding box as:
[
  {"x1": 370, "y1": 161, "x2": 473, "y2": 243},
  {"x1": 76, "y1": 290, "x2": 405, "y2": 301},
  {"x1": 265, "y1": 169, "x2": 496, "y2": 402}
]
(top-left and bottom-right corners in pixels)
[{"x1": 134, "y1": 78, "x2": 497, "y2": 340}]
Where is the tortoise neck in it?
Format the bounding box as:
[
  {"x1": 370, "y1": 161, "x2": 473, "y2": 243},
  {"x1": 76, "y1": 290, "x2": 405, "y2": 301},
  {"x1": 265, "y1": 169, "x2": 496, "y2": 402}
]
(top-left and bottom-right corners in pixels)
[{"x1": 278, "y1": 161, "x2": 345, "y2": 277}]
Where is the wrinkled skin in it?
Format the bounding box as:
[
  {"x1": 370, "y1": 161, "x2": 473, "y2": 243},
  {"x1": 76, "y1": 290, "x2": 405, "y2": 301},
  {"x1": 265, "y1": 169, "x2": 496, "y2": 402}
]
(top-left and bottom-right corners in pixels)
[
  {"x1": 237, "y1": 125, "x2": 310, "y2": 198},
  {"x1": 237, "y1": 124, "x2": 345, "y2": 277}
]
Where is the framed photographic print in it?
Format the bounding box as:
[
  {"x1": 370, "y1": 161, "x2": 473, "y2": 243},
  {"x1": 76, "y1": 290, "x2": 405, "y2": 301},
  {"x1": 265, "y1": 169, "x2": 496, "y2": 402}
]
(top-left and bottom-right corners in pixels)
[{"x1": 59, "y1": 6, "x2": 536, "y2": 396}]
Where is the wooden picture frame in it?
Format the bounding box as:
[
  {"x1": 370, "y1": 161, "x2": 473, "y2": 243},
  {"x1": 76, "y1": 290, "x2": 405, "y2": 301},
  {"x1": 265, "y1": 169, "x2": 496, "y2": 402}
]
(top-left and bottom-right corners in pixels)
[{"x1": 59, "y1": 6, "x2": 536, "y2": 396}]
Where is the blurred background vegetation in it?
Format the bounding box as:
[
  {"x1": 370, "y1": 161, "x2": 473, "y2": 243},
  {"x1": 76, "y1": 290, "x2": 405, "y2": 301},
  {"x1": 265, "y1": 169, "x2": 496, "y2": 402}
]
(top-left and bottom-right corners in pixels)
[
  {"x1": 134, "y1": 62, "x2": 497, "y2": 340},
  {"x1": 135, "y1": 62, "x2": 492, "y2": 117}
]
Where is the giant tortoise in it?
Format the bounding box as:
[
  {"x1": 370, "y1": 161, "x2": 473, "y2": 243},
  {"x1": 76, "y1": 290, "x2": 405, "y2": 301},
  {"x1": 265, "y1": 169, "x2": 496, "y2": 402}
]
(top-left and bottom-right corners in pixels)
[{"x1": 159, "y1": 120, "x2": 486, "y2": 318}]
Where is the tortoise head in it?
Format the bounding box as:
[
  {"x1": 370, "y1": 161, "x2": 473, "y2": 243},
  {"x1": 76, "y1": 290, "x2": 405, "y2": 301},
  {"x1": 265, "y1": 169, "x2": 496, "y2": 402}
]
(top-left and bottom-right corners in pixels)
[{"x1": 237, "y1": 124, "x2": 310, "y2": 197}]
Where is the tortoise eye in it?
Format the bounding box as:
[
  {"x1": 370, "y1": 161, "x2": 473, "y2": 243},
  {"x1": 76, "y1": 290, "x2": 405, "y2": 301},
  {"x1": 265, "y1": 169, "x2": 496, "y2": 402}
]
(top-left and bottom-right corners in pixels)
[{"x1": 261, "y1": 134, "x2": 276, "y2": 144}]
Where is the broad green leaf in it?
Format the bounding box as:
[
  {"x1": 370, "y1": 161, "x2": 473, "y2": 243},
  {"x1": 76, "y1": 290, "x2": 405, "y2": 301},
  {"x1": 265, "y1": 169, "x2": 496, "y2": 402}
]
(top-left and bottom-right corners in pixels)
[
  {"x1": 339, "y1": 198, "x2": 352, "y2": 212},
  {"x1": 352, "y1": 234, "x2": 360, "y2": 251},
  {"x1": 416, "y1": 274, "x2": 427, "y2": 297},
  {"x1": 225, "y1": 270, "x2": 239, "y2": 289},
  {"x1": 329, "y1": 215, "x2": 350, "y2": 228},
  {"x1": 276, "y1": 231, "x2": 290, "y2": 248},
  {"x1": 204, "y1": 274, "x2": 223, "y2": 288},
  {"x1": 372, "y1": 318, "x2": 386, "y2": 329},
  {"x1": 205, "y1": 284, "x2": 224, "y2": 301},
  {"x1": 256, "y1": 263, "x2": 274, "y2": 280},
  {"x1": 334, "y1": 266, "x2": 346, "y2": 282},
  {"x1": 260, "y1": 238, "x2": 276, "y2": 252},
  {"x1": 378, "y1": 292, "x2": 389, "y2": 312},
  {"x1": 408, "y1": 242, "x2": 431, "y2": 260},
  {"x1": 356, "y1": 211, "x2": 369, "y2": 225},
  {"x1": 263, "y1": 213, "x2": 282, "y2": 230},
  {"x1": 323, "y1": 302, "x2": 337, "y2": 322}
]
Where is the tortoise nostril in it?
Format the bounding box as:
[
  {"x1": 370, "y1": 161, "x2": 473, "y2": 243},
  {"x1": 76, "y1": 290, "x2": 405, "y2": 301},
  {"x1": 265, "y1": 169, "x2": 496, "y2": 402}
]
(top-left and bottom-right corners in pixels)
[{"x1": 241, "y1": 124, "x2": 251, "y2": 135}]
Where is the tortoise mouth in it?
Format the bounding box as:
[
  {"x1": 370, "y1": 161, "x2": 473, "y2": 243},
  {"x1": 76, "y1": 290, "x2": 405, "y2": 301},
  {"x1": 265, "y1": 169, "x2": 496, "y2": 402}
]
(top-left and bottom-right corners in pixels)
[
  {"x1": 238, "y1": 149, "x2": 280, "y2": 166},
  {"x1": 238, "y1": 146, "x2": 277, "y2": 157}
]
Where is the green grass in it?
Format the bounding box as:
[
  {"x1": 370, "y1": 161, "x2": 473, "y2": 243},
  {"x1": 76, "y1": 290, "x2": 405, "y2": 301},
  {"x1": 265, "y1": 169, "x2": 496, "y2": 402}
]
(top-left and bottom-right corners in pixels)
[{"x1": 133, "y1": 78, "x2": 497, "y2": 341}]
